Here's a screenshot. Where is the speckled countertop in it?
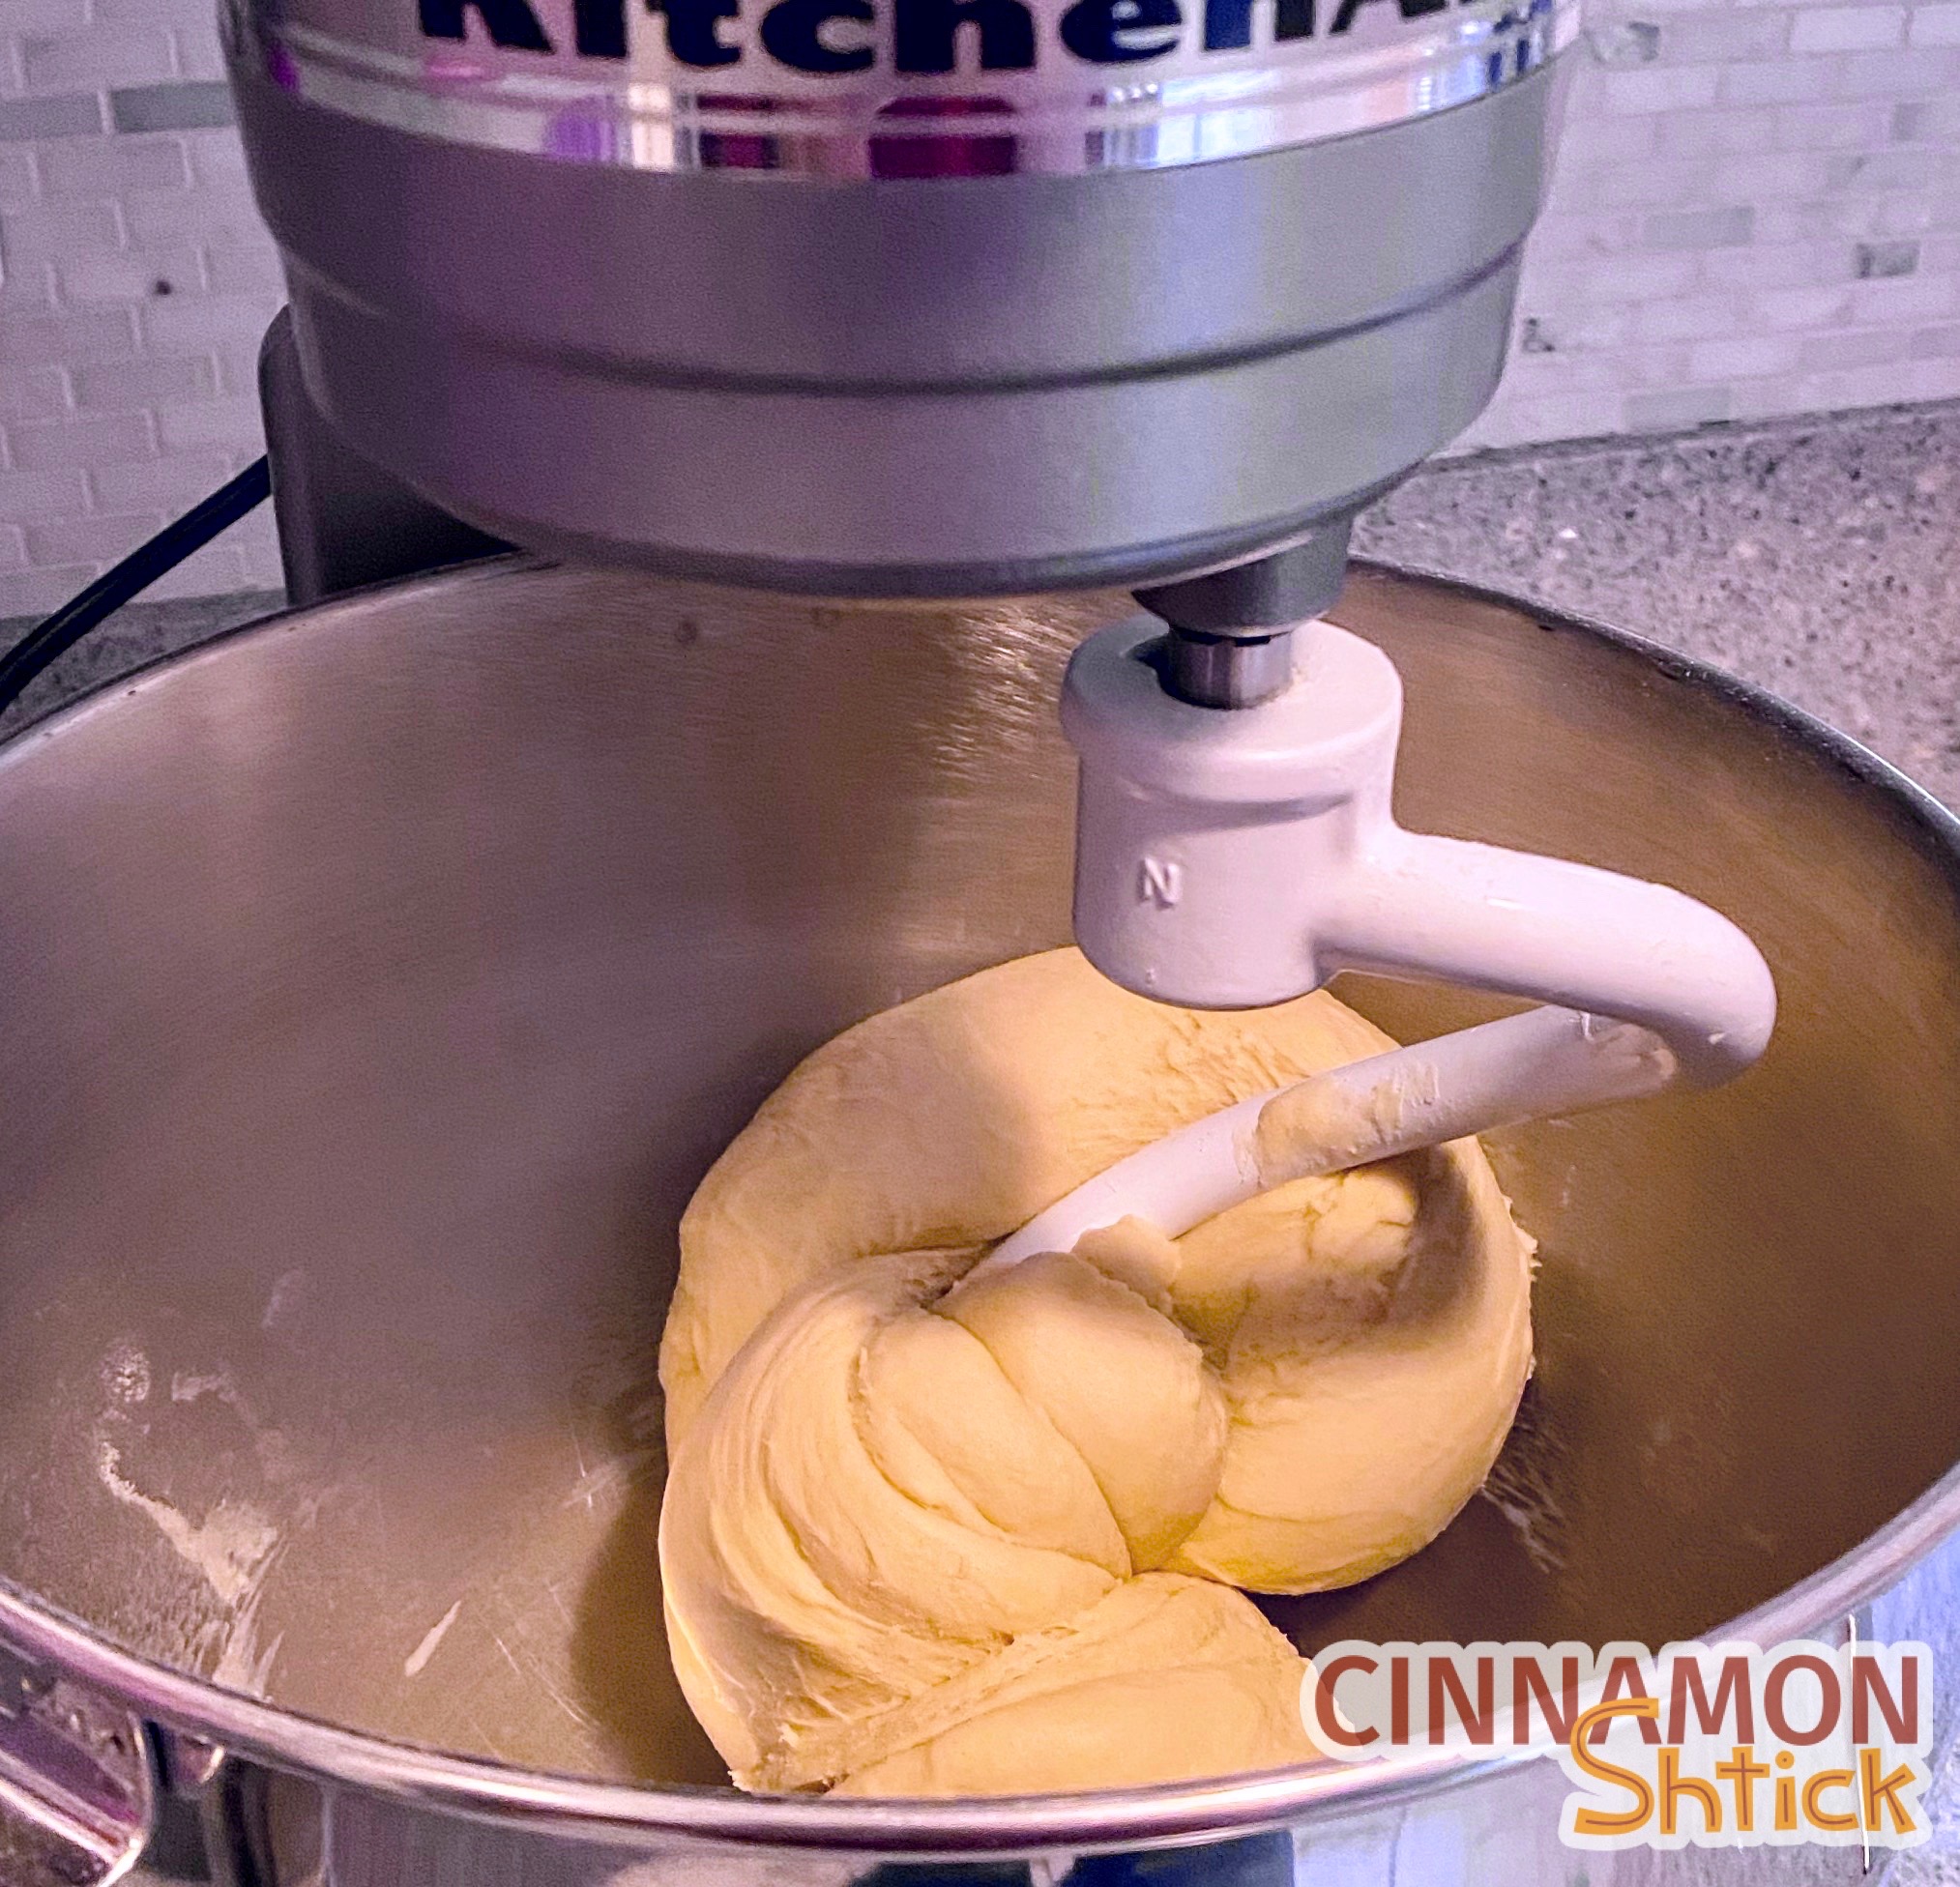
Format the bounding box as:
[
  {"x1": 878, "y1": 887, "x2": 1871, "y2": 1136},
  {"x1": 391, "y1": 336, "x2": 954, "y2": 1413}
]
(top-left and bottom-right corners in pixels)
[
  {"x1": 8, "y1": 399, "x2": 1959, "y2": 1885},
  {"x1": 1357, "y1": 398, "x2": 1960, "y2": 807}
]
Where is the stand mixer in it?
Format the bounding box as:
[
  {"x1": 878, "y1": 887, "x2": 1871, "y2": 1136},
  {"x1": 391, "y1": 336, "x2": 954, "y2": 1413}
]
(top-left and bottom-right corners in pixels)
[
  {"x1": 0, "y1": 13, "x2": 1956, "y2": 1869},
  {"x1": 225, "y1": 0, "x2": 1771, "y2": 1191}
]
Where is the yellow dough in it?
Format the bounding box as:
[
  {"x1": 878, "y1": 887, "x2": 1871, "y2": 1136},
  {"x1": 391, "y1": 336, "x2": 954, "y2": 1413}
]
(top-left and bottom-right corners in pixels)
[{"x1": 658, "y1": 949, "x2": 1535, "y2": 1795}]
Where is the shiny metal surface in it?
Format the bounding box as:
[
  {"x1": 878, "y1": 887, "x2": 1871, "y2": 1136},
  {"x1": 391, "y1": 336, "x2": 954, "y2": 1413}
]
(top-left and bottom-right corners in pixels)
[
  {"x1": 230, "y1": 0, "x2": 1574, "y2": 175},
  {"x1": 229, "y1": 12, "x2": 1558, "y2": 590},
  {"x1": 1159, "y1": 624, "x2": 1297, "y2": 706},
  {"x1": 0, "y1": 562, "x2": 1958, "y2": 1883},
  {"x1": 0, "y1": 1642, "x2": 154, "y2": 1887},
  {"x1": 1136, "y1": 531, "x2": 1357, "y2": 637}
]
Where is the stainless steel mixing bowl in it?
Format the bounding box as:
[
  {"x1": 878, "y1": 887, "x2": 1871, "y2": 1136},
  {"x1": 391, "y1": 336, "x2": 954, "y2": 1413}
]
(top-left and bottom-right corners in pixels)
[{"x1": 1, "y1": 561, "x2": 1958, "y2": 1887}]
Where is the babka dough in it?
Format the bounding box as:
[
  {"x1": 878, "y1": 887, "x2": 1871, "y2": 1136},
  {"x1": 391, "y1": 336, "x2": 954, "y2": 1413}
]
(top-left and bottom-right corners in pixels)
[{"x1": 658, "y1": 949, "x2": 1535, "y2": 1795}]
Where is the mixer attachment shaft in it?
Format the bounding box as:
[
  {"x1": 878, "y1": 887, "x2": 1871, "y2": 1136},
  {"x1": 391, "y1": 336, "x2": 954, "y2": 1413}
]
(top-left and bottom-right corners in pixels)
[{"x1": 1007, "y1": 610, "x2": 1779, "y2": 1264}]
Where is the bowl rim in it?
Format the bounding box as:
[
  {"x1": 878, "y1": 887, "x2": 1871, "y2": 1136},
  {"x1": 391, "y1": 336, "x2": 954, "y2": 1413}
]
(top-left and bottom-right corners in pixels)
[{"x1": 3, "y1": 552, "x2": 1958, "y2": 1852}]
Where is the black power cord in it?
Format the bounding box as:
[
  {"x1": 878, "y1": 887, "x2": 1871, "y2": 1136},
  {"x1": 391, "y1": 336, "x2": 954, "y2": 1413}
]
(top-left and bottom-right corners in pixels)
[{"x1": 0, "y1": 454, "x2": 274, "y2": 718}]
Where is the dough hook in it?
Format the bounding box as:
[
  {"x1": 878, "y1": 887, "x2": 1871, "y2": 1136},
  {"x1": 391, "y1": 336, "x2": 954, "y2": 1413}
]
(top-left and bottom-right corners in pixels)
[{"x1": 985, "y1": 616, "x2": 1778, "y2": 1271}]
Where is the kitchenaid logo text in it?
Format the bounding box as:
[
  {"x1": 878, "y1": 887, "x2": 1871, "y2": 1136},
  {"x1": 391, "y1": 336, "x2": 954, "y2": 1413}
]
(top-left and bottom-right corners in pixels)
[
  {"x1": 420, "y1": 0, "x2": 1476, "y2": 75},
  {"x1": 1306, "y1": 1640, "x2": 1934, "y2": 1851}
]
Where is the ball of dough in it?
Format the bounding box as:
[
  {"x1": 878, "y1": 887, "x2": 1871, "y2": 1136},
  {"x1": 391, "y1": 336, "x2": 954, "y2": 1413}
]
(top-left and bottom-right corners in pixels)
[
  {"x1": 658, "y1": 949, "x2": 1534, "y2": 1795},
  {"x1": 658, "y1": 1245, "x2": 1315, "y2": 1792}
]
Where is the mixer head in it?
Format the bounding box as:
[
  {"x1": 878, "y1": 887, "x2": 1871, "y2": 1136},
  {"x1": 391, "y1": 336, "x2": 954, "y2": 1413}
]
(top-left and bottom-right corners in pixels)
[
  {"x1": 224, "y1": 0, "x2": 1773, "y2": 1135},
  {"x1": 223, "y1": 0, "x2": 1572, "y2": 603}
]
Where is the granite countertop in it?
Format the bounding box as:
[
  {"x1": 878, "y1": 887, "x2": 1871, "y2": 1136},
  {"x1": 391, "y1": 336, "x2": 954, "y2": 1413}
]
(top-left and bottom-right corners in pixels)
[
  {"x1": 7, "y1": 399, "x2": 1958, "y2": 1884},
  {"x1": 0, "y1": 588, "x2": 284, "y2": 739},
  {"x1": 1357, "y1": 398, "x2": 1960, "y2": 809}
]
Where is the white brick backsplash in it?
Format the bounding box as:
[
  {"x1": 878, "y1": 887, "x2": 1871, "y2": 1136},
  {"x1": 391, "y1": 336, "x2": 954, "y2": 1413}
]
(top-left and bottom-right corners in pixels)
[
  {"x1": 1633, "y1": 291, "x2": 1751, "y2": 339},
  {"x1": 2, "y1": 200, "x2": 122, "y2": 264},
  {"x1": 1, "y1": 564, "x2": 107, "y2": 615},
  {"x1": 1688, "y1": 333, "x2": 1808, "y2": 376},
  {"x1": 170, "y1": 27, "x2": 227, "y2": 82},
  {"x1": 1570, "y1": 249, "x2": 1709, "y2": 301},
  {"x1": 1906, "y1": 356, "x2": 1960, "y2": 397},
  {"x1": 140, "y1": 535, "x2": 247, "y2": 598},
  {"x1": 1588, "y1": 18, "x2": 1663, "y2": 64},
  {"x1": 71, "y1": 353, "x2": 216, "y2": 411},
  {"x1": 95, "y1": 0, "x2": 227, "y2": 23},
  {"x1": 0, "y1": 264, "x2": 59, "y2": 314},
  {"x1": 138, "y1": 290, "x2": 282, "y2": 355},
  {"x1": 1528, "y1": 304, "x2": 1637, "y2": 350},
  {"x1": 202, "y1": 243, "x2": 284, "y2": 294},
  {"x1": 0, "y1": 306, "x2": 137, "y2": 366},
  {"x1": 1461, "y1": 391, "x2": 1628, "y2": 448},
  {"x1": 56, "y1": 243, "x2": 200, "y2": 303},
  {"x1": 1857, "y1": 234, "x2": 1923, "y2": 273},
  {"x1": 88, "y1": 447, "x2": 232, "y2": 509},
  {"x1": 1865, "y1": 195, "x2": 1945, "y2": 239},
  {"x1": 1602, "y1": 64, "x2": 1727, "y2": 109},
  {"x1": 1716, "y1": 146, "x2": 1874, "y2": 194},
  {"x1": 1908, "y1": 1, "x2": 1960, "y2": 41},
  {"x1": 1553, "y1": 112, "x2": 1661, "y2": 162},
  {"x1": 1720, "y1": 55, "x2": 1833, "y2": 101},
  {"x1": 1663, "y1": 9, "x2": 1797, "y2": 58},
  {"x1": 0, "y1": 365, "x2": 70, "y2": 421},
  {"x1": 4, "y1": 276, "x2": 57, "y2": 317},
  {"x1": 1830, "y1": 44, "x2": 1959, "y2": 90},
  {"x1": 1702, "y1": 238, "x2": 1848, "y2": 286},
  {"x1": 1776, "y1": 99, "x2": 1894, "y2": 143},
  {"x1": 1884, "y1": 194, "x2": 1953, "y2": 237},
  {"x1": 4, "y1": 0, "x2": 91, "y2": 35},
  {"x1": 119, "y1": 186, "x2": 269, "y2": 250},
  {"x1": 1594, "y1": 160, "x2": 1730, "y2": 208},
  {"x1": 0, "y1": 150, "x2": 35, "y2": 210},
  {"x1": 1516, "y1": 209, "x2": 1649, "y2": 258},
  {"x1": 182, "y1": 126, "x2": 249, "y2": 181},
  {"x1": 1452, "y1": 17, "x2": 1960, "y2": 456},
  {"x1": 1845, "y1": 145, "x2": 1951, "y2": 187},
  {"x1": 238, "y1": 517, "x2": 283, "y2": 588},
  {"x1": 1655, "y1": 104, "x2": 1781, "y2": 153},
  {"x1": 23, "y1": 509, "x2": 163, "y2": 564},
  {"x1": 20, "y1": 28, "x2": 174, "y2": 91},
  {"x1": 153, "y1": 391, "x2": 260, "y2": 451},
  {"x1": 1491, "y1": 353, "x2": 1624, "y2": 400},
  {"x1": 1847, "y1": 269, "x2": 1960, "y2": 319},
  {"x1": 1791, "y1": 358, "x2": 1938, "y2": 405},
  {"x1": 1799, "y1": 324, "x2": 1915, "y2": 364},
  {"x1": 1755, "y1": 196, "x2": 1909, "y2": 240},
  {"x1": 1624, "y1": 384, "x2": 1737, "y2": 429},
  {"x1": 212, "y1": 337, "x2": 264, "y2": 396},
  {"x1": 7, "y1": 408, "x2": 155, "y2": 471},
  {"x1": 1891, "y1": 95, "x2": 1960, "y2": 139},
  {"x1": 5, "y1": 6, "x2": 1960, "y2": 612},
  {"x1": 0, "y1": 466, "x2": 89, "y2": 522},
  {"x1": 1751, "y1": 280, "x2": 1858, "y2": 324},
  {"x1": 36, "y1": 133, "x2": 188, "y2": 199},
  {"x1": 1646, "y1": 203, "x2": 1757, "y2": 246},
  {"x1": 1726, "y1": 376, "x2": 1808, "y2": 420},
  {"x1": 1790, "y1": 6, "x2": 1907, "y2": 49}
]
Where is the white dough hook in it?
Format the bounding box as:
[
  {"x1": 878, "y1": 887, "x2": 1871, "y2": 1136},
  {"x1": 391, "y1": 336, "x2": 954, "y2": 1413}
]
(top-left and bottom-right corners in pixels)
[{"x1": 986, "y1": 617, "x2": 1777, "y2": 1271}]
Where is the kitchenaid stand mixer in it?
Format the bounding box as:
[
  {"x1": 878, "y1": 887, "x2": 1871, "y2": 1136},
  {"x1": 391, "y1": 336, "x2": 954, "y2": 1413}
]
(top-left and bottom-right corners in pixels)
[
  {"x1": 6, "y1": 14, "x2": 1960, "y2": 1878},
  {"x1": 228, "y1": 0, "x2": 1771, "y2": 1188}
]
